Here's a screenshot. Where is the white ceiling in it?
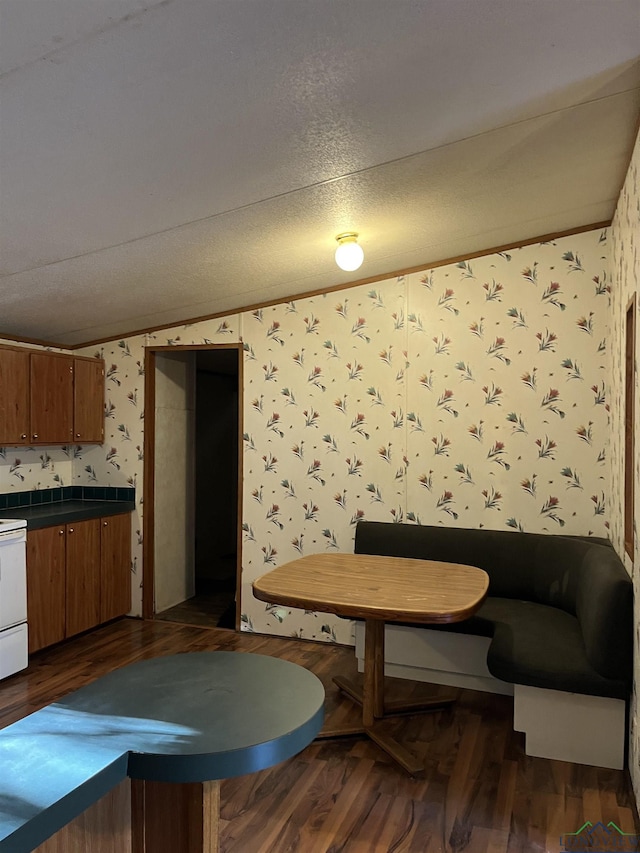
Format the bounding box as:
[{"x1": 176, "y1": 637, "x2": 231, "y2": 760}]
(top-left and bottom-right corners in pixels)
[{"x1": 1, "y1": 0, "x2": 639, "y2": 346}]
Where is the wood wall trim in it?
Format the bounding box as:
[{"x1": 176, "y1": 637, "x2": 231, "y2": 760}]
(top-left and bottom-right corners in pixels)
[
  {"x1": 624, "y1": 293, "x2": 636, "y2": 561},
  {"x1": 144, "y1": 343, "x2": 242, "y2": 352},
  {"x1": 0, "y1": 331, "x2": 68, "y2": 350},
  {"x1": 67, "y1": 220, "x2": 611, "y2": 350},
  {"x1": 235, "y1": 344, "x2": 243, "y2": 631},
  {"x1": 142, "y1": 346, "x2": 155, "y2": 619}
]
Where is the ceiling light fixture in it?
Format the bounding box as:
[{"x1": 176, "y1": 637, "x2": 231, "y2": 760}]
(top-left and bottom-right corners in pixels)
[{"x1": 335, "y1": 232, "x2": 364, "y2": 272}]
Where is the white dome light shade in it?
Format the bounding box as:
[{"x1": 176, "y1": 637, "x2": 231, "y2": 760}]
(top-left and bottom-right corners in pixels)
[{"x1": 335, "y1": 232, "x2": 364, "y2": 271}]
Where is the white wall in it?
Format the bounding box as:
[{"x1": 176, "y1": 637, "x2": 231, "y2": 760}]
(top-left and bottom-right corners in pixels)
[{"x1": 153, "y1": 351, "x2": 195, "y2": 612}]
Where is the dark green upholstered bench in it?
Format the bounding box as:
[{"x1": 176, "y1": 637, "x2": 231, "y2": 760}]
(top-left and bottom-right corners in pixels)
[{"x1": 353, "y1": 521, "x2": 633, "y2": 769}]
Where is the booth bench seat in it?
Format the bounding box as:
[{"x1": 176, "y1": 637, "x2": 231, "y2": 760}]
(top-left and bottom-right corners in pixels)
[{"x1": 353, "y1": 521, "x2": 633, "y2": 770}]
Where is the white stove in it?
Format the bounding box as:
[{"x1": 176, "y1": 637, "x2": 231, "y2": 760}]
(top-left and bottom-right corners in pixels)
[
  {"x1": 0, "y1": 518, "x2": 28, "y2": 533},
  {"x1": 0, "y1": 518, "x2": 28, "y2": 680}
]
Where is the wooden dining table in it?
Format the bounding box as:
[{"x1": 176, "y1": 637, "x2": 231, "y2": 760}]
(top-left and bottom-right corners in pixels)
[{"x1": 253, "y1": 552, "x2": 489, "y2": 774}]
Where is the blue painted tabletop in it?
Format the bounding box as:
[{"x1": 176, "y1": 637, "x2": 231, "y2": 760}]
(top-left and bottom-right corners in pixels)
[{"x1": 0, "y1": 651, "x2": 325, "y2": 853}]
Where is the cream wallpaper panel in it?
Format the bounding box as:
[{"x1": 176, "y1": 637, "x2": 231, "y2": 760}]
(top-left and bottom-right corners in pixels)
[
  {"x1": 240, "y1": 281, "x2": 407, "y2": 642},
  {"x1": 405, "y1": 238, "x2": 610, "y2": 534}
]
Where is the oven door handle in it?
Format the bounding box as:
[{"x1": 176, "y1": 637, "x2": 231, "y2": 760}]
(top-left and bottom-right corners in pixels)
[{"x1": 0, "y1": 529, "x2": 27, "y2": 544}]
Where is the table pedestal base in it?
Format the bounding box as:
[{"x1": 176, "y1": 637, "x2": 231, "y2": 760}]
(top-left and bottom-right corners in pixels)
[
  {"x1": 320, "y1": 619, "x2": 458, "y2": 775},
  {"x1": 133, "y1": 779, "x2": 220, "y2": 853}
]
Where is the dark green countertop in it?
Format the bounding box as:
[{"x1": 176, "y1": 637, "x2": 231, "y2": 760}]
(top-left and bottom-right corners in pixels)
[
  {"x1": 0, "y1": 499, "x2": 135, "y2": 530},
  {"x1": 0, "y1": 652, "x2": 325, "y2": 853}
]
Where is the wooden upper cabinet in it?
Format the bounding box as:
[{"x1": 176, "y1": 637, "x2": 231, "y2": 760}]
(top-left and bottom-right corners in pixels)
[
  {"x1": 0, "y1": 344, "x2": 104, "y2": 446},
  {"x1": 30, "y1": 351, "x2": 74, "y2": 444},
  {"x1": 0, "y1": 347, "x2": 30, "y2": 445},
  {"x1": 74, "y1": 357, "x2": 105, "y2": 444}
]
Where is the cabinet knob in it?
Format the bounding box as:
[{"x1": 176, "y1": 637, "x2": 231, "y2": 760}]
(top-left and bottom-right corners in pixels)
[
  {"x1": 68, "y1": 527, "x2": 74, "y2": 533},
  {"x1": 103, "y1": 521, "x2": 108, "y2": 527},
  {"x1": 20, "y1": 433, "x2": 27, "y2": 439},
  {"x1": 32, "y1": 434, "x2": 38, "y2": 439},
  {"x1": 59, "y1": 529, "x2": 64, "y2": 535},
  {"x1": 76, "y1": 433, "x2": 81, "y2": 438}
]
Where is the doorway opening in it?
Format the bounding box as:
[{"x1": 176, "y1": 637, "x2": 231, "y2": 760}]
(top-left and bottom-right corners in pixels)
[
  {"x1": 145, "y1": 344, "x2": 242, "y2": 630},
  {"x1": 193, "y1": 349, "x2": 239, "y2": 627}
]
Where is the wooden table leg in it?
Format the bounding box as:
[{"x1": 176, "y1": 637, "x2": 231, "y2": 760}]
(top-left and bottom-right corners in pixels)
[
  {"x1": 363, "y1": 618, "x2": 385, "y2": 726},
  {"x1": 329, "y1": 619, "x2": 461, "y2": 775},
  {"x1": 332, "y1": 618, "x2": 386, "y2": 722},
  {"x1": 333, "y1": 620, "x2": 458, "y2": 720}
]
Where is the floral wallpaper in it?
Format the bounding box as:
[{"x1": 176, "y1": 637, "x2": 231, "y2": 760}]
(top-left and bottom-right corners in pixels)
[
  {"x1": 70, "y1": 228, "x2": 609, "y2": 638},
  {"x1": 240, "y1": 280, "x2": 409, "y2": 642},
  {"x1": 404, "y1": 241, "x2": 610, "y2": 534},
  {"x1": 0, "y1": 229, "x2": 613, "y2": 646},
  {"x1": 609, "y1": 127, "x2": 639, "y2": 803},
  {"x1": 239, "y1": 231, "x2": 610, "y2": 642}
]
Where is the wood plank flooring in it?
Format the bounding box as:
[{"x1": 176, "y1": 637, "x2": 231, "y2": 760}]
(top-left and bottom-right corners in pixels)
[
  {"x1": 155, "y1": 589, "x2": 235, "y2": 629},
  {"x1": 1, "y1": 618, "x2": 638, "y2": 852}
]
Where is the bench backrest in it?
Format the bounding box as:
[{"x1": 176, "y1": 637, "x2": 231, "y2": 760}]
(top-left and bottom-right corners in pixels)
[{"x1": 354, "y1": 521, "x2": 633, "y2": 683}]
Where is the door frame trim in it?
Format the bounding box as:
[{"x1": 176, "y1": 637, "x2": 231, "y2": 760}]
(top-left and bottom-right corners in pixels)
[{"x1": 142, "y1": 343, "x2": 244, "y2": 626}]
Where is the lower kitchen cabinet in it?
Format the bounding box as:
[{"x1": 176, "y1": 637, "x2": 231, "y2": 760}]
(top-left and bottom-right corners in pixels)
[
  {"x1": 66, "y1": 518, "x2": 101, "y2": 637},
  {"x1": 100, "y1": 513, "x2": 132, "y2": 623},
  {"x1": 26, "y1": 513, "x2": 131, "y2": 653},
  {"x1": 26, "y1": 526, "x2": 66, "y2": 653}
]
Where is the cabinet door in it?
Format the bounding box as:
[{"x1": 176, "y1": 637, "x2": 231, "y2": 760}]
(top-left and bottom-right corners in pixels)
[
  {"x1": 65, "y1": 519, "x2": 101, "y2": 638},
  {"x1": 30, "y1": 352, "x2": 74, "y2": 444},
  {"x1": 26, "y1": 527, "x2": 66, "y2": 653},
  {"x1": 100, "y1": 513, "x2": 132, "y2": 622},
  {"x1": 0, "y1": 347, "x2": 30, "y2": 445},
  {"x1": 74, "y1": 357, "x2": 105, "y2": 444}
]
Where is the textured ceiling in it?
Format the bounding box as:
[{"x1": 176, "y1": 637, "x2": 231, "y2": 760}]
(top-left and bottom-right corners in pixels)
[{"x1": 1, "y1": 0, "x2": 639, "y2": 346}]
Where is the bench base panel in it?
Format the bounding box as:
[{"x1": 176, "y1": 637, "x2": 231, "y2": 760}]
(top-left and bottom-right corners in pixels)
[
  {"x1": 354, "y1": 623, "x2": 626, "y2": 770},
  {"x1": 514, "y1": 684, "x2": 626, "y2": 770},
  {"x1": 355, "y1": 622, "x2": 513, "y2": 696}
]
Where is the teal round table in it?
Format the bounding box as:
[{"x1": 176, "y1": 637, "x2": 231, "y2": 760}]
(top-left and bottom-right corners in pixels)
[{"x1": 0, "y1": 652, "x2": 325, "y2": 853}]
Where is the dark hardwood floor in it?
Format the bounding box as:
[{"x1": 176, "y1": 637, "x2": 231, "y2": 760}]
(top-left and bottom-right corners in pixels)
[
  {"x1": 155, "y1": 576, "x2": 236, "y2": 628},
  {"x1": 1, "y1": 618, "x2": 637, "y2": 852},
  {"x1": 155, "y1": 589, "x2": 235, "y2": 629}
]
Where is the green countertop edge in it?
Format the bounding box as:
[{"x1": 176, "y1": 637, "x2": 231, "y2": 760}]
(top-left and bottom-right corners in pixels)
[{"x1": 0, "y1": 499, "x2": 136, "y2": 529}]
